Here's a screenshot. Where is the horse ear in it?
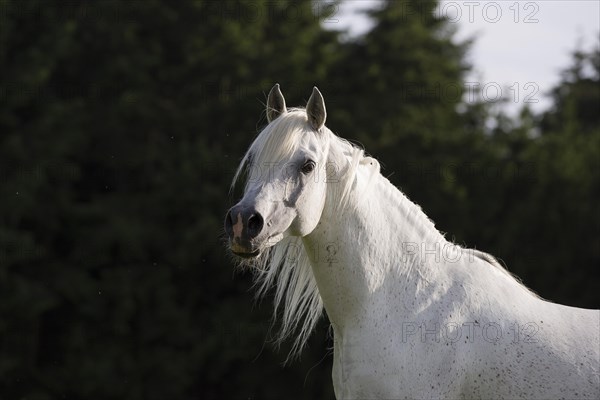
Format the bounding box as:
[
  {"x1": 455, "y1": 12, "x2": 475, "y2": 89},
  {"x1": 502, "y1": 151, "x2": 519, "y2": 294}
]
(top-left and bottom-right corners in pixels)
[
  {"x1": 306, "y1": 86, "x2": 327, "y2": 131},
  {"x1": 267, "y1": 83, "x2": 287, "y2": 123}
]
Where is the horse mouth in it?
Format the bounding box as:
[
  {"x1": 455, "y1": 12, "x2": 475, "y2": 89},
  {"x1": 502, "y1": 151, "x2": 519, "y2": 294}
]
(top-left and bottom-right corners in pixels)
[
  {"x1": 229, "y1": 240, "x2": 261, "y2": 259},
  {"x1": 231, "y1": 249, "x2": 261, "y2": 259}
]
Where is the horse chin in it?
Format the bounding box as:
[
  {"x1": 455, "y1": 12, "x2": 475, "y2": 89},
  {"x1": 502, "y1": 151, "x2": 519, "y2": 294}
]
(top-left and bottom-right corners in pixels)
[
  {"x1": 229, "y1": 240, "x2": 261, "y2": 259},
  {"x1": 232, "y1": 249, "x2": 261, "y2": 259}
]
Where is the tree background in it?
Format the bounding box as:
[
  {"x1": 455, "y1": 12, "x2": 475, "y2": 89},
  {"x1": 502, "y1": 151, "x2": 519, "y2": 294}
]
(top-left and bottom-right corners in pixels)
[{"x1": 0, "y1": 0, "x2": 598, "y2": 398}]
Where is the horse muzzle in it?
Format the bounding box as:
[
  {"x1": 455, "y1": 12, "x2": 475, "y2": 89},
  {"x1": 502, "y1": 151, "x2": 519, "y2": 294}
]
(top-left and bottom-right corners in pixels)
[{"x1": 225, "y1": 205, "x2": 265, "y2": 258}]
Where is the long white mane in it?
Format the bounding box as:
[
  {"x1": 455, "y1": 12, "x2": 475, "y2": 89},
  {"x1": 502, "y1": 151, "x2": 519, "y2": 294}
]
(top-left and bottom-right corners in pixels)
[{"x1": 231, "y1": 109, "x2": 364, "y2": 358}]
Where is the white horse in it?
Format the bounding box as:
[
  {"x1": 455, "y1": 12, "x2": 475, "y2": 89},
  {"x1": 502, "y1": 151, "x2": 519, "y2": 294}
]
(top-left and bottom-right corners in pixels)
[{"x1": 224, "y1": 84, "x2": 600, "y2": 399}]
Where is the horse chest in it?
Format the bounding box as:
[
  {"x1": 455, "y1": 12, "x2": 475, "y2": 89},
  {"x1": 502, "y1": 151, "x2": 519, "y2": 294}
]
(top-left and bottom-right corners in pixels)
[{"x1": 332, "y1": 325, "x2": 464, "y2": 399}]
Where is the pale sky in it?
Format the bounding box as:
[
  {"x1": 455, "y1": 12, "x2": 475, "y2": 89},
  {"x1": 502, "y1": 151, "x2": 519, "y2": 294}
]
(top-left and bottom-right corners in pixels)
[{"x1": 330, "y1": 0, "x2": 600, "y2": 114}]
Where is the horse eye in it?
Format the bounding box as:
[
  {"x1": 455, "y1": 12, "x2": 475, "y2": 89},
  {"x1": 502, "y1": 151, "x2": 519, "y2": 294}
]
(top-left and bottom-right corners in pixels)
[{"x1": 301, "y1": 160, "x2": 316, "y2": 174}]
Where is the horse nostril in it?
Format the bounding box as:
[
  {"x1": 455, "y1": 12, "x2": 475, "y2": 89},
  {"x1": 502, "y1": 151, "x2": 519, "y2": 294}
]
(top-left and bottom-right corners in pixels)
[
  {"x1": 246, "y1": 213, "x2": 264, "y2": 238},
  {"x1": 224, "y1": 210, "x2": 234, "y2": 238}
]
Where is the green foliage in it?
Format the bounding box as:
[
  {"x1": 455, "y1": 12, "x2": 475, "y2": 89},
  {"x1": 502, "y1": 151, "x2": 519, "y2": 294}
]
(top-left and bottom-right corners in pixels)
[
  {"x1": 483, "y1": 48, "x2": 600, "y2": 306},
  {"x1": 1, "y1": 1, "x2": 338, "y2": 398},
  {"x1": 0, "y1": 0, "x2": 597, "y2": 398}
]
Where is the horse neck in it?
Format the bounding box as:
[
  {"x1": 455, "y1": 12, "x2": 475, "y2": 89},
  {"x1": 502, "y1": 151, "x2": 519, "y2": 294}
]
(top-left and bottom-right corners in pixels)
[{"x1": 303, "y1": 162, "x2": 452, "y2": 331}]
